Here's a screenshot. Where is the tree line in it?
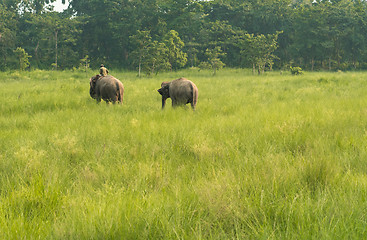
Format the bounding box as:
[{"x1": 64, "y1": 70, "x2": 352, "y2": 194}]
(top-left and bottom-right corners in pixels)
[{"x1": 1, "y1": 0, "x2": 367, "y2": 73}]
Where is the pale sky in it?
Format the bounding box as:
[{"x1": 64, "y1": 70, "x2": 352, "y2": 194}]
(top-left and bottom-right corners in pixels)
[{"x1": 51, "y1": 0, "x2": 68, "y2": 12}]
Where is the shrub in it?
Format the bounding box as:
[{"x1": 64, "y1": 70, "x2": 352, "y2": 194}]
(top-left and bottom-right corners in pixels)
[{"x1": 290, "y1": 66, "x2": 303, "y2": 75}]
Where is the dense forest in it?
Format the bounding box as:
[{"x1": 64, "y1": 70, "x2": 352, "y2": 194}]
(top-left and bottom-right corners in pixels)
[{"x1": 1, "y1": 0, "x2": 367, "y2": 73}]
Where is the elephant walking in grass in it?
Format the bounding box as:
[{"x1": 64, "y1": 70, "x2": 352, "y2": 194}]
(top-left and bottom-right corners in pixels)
[
  {"x1": 89, "y1": 75, "x2": 124, "y2": 104},
  {"x1": 157, "y1": 78, "x2": 198, "y2": 110}
]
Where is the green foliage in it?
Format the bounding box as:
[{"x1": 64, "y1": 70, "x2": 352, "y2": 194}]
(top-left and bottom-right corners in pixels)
[
  {"x1": 129, "y1": 30, "x2": 152, "y2": 77},
  {"x1": 199, "y1": 46, "x2": 226, "y2": 75},
  {"x1": 129, "y1": 30, "x2": 169, "y2": 76},
  {"x1": 2, "y1": 69, "x2": 367, "y2": 238},
  {"x1": 242, "y1": 31, "x2": 282, "y2": 74},
  {"x1": 3, "y1": 0, "x2": 367, "y2": 71},
  {"x1": 16, "y1": 11, "x2": 81, "y2": 70},
  {"x1": 13, "y1": 47, "x2": 32, "y2": 70},
  {"x1": 79, "y1": 55, "x2": 90, "y2": 72},
  {"x1": 163, "y1": 30, "x2": 187, "y2": 71},
  {"x1": 146, "y1": 41, "x2": 170, "y2": 75},
  {"x1": 0, "y1": 5, "x2": 17, "y2": 70},
  {"x1": 290, "y1": 66, "x2": 303, "y2": 75},
  {"x1": 130, "y1": 30, "x2": 187, "y2": 76}
]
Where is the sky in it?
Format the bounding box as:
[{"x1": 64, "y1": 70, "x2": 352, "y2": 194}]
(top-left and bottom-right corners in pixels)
[{"x1": 51, "y1": 0, "x2": 68, "y2": 12}]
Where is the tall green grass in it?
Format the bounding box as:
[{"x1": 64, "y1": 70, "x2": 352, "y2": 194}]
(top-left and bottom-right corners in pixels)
[{"x1": 1, "y1": 69, "x2": 367, "y2": 239}]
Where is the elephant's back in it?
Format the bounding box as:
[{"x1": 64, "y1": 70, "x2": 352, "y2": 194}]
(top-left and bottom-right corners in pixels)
[
  {"x1": 99, "y1": 75, "x2": 117, "y2": 83},
  {"x1": 170, "y1": 78, "x2": 195, "y2": 96},
  {"x1": 98, "y1": 76, "x2": 123, "y2": 87},
  {"x1": 169, "y1": 79, "x2": 196, "y2": 106}
]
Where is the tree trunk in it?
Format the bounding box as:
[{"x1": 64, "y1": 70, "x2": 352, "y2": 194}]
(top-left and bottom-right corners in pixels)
[
  {"x1": 138, "y1": 55, "x2": 141, "y2": 77},
  {"x1": 35, "y1": 40, "x2": 39, "y2": 67},
  {"x1": 55, "y1": 30, "x2": 58, "y2": 70},
  {"x1": 2, "y1": 53, "x2": 6, "y2": 68},
  {"x1": 1, "y1": 37, "x2": 6, "y2": 67},
  {"x1": 328, "y1": 57, "x2": 331, "y2": 71},
  {"x1": 151, "y1": 60, "x2": 155, "y2": 75},
  {"x1": 85, "y1": 59, "x2": 88, "y2": 76}
]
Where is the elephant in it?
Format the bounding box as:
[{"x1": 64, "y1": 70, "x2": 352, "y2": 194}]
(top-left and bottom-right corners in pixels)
[
  {"x1": 89, "y1": 75, "x2": 124, "y2": 104},
  {"x1": 157, "y1": 78, "x2": 198, "y2": 110}
]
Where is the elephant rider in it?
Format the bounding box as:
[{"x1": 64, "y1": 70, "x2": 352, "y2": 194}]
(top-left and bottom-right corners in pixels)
[{"x1": 99, "y1": 64, "x2": 109, "y2": 77}]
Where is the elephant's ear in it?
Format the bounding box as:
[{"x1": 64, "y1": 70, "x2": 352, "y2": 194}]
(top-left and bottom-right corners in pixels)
[
  {"x1": 92, "y1": 76, "x2": 99, "y2": 83},
  {"x1": 161, "y1": 81, "x2": 171, "y2": 87},
  {"x1": 90, "y1": 76, "x2": 98, "y2": 88}
]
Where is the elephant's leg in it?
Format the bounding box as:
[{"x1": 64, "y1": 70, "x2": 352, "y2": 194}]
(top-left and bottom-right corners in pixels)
[
  {"x1": 118, "y1": 93, "x2": 123, "y2": 104},
  {"x1": 111, "y1": 96, "x2": 117, "y2": 104},
  {"x1": 113, "y1": 94, "x2": 119, "y2": 104},
  {"x1": 190, "y1": 101, "x2": 195, "y2": 110},
  {"x1": 162, "y1": 97, "x2": 168, "y2": 109},
  {"x1": 172, "y1": 96, "x2": 181, "y2": 108},
  {"x1": 171, "y1": 99, "x2": 176, "y2": 108}
]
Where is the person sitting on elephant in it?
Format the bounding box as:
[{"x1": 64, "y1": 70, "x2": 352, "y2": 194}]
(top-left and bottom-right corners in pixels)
[
  {"x1": 89, "y1": 75, "x2": 124, "y2": 104},
  {"x1": 99, "y1": 64, "x2": 109, "y2": 76}
]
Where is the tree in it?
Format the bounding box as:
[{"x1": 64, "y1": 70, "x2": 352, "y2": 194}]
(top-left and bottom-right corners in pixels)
[
  {"x1": 3, "y1": 0, "x2": 367, "y2": 71},
  {"x1": 68, "y1": 0, "x2": 164, "y2": 68},
  {"x1": 0, "y1": 5, "x2": 17, "y2": 70},
  {"x1": 13, "y1": 47, "x2": 32, "y2": 70},
  {"x1": 16, "y1": 9, "x2": 81, "y2": 70},
  {"x1": 159, "y1": 0, "x2": 205, "y2": 65},
  {"x1": 129, "y1": 30, "x2": 153, "y2": 77},
  {"x1": 79, "y1": 55, "x2": 90, "y2": 74},
  {"x1": 145, "y1": 40, "x2": 170, "y2": 75},
  {"x1": 41, "y1": 12, "x2": 81, "y2": 70},
  {"x1": 242, "y1": 31, "x2": 282, "y2": 74},
  {"x1": 19, "y1": 0, "x2": 57, "y2": 14},
  {"x1": 205, "y1": 0, "x2": 291, "y2": 34},
  {"x1": 326, "y1": 0, "x2": 359, "y2": 70},
  {"x1": 130, "y1": 30, "x2": 170, "y2": 76},
  {"x1": 199, "y1": 46, "x2": 226, "y2": 75},
  {"x1": 163, "y1": 30, "x2": 187, "y2": 71},
  {"x1": 197, "y1": 20, "x2": 245, "y2": 67}
]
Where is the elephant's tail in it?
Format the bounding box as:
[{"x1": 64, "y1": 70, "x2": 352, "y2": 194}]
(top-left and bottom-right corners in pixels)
[
  {"x1": 191, "y1": 84, "x2": 198, "y2": 109},
  {"x1": 116, "y1": 81, "x2": 124, "y2": 103}
]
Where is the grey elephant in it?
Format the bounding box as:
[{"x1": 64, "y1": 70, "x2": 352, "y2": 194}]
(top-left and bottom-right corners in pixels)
[
  {"x1": 89, "y1": 75, "x2": 124, "y2": 104},
  {"x1": 157, "y1": 78, "x2": 198, "y2": 110}
]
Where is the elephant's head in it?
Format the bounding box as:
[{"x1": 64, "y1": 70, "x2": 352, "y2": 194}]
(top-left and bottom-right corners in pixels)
[
  {"x1": 157, "y1": 81, "x2": 171, "y2": 109},
  {"x1": 89, "y1": 75, "x2": 100, "y2": 99},
  {"x1": 158, "y1": 81, "x2": 170, "y2": 98}
]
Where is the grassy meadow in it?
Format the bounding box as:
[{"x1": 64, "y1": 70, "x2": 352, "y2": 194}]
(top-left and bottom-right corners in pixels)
[{"x1": 1, "y1": 68, "x2": 367, "y2": 239}]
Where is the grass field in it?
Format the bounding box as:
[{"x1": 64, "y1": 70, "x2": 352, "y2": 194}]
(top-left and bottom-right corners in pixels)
[{"x1": 1, "y1": 69, "x2": 367, "y2": 239}]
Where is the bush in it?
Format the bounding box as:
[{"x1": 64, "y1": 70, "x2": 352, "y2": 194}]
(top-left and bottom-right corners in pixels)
[{"x1": 290, "y1": 66, "x2": 303, "y2": 75}]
